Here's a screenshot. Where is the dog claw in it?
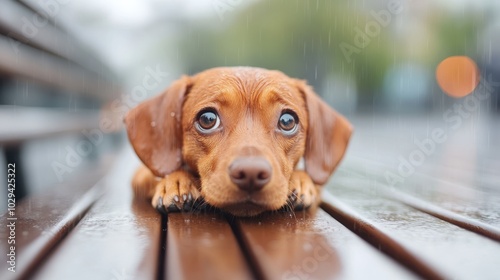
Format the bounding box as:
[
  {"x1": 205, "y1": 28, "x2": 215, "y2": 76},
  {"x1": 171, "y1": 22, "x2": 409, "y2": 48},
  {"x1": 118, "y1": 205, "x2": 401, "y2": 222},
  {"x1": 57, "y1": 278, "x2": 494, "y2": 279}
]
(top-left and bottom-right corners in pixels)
[
  {"x1": 167, "y1": 203, "x2": 180, "y2": 212},
  {"x1": 156, "y1": 197, "x2": 168, "y2": 215},
  {"x1": 291, "y1": 189, "x2": 299, "y2": 202},
  {"x1": 294, "y1": 203, "x2": 305, "y2": 211},
  {"x1": 151, "y1": 170, "x2": 201, "y2": 214},
  {"x1": 183, "y1": 202, "x2": 192, "y2": 211}
]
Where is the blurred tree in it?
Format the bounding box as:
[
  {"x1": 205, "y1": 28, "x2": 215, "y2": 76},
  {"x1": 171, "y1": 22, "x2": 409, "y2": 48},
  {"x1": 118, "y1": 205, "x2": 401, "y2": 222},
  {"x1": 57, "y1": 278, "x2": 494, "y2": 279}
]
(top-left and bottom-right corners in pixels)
[
  {"x1": 179, "y1": 1, "x2": 388, "y2": 99},
  {"x1": 433, "y1": 12, "x2": 485, "y2": 63},
  {"x1": 178, "y1": 0, "x2": 486, "y2": 106}
]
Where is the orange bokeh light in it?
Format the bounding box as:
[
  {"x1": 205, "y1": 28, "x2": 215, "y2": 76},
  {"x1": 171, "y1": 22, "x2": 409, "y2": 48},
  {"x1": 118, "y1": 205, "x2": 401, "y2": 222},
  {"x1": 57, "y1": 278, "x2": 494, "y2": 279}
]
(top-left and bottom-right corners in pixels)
[{"x1": 436, "y1": 56, "x2": 480, "y2": 98}]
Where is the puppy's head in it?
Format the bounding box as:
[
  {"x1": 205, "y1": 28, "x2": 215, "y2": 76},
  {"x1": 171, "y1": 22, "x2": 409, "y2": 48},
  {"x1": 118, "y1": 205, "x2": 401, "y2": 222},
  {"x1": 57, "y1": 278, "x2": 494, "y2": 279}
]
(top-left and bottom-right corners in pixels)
[{"x1": 125, "y1": 67, "x2": 352, "y2": 216}]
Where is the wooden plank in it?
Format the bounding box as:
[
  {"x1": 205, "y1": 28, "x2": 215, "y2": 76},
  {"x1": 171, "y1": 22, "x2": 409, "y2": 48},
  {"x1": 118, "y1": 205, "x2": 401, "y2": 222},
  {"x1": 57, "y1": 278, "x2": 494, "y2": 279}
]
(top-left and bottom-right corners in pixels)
[
  {"x1": 321, "y1": 193, "x2": 445, "y2": 280},
  {"x1": 341, "y1": 114, "x2": 500, "y2": 228},
  {"x1": 0, "y1": 0, "x2": 114, "y2": 80},
  {"x1": 166, "y1": 212, "x2": 253, "y2": 280},
  {"x1": 325, "y1": 114, "x2": 500, "y2": 278},
  {"x1": 0, "y1": 34, "x2": 119, "y2": 101},
  {"x1": 31, "y1": 149, "x2": 162, "y2": 280},
  {"x1": 0, "y1": 107, "x2": 100, "y2": 147},
  {"x1": 322, "y1": 191, "x2": 500, "y2": 280},
  {"x1": 235, "y1": 209, "x2": 417, "y2": 280},
  {"x1": 384, "y1": 189, "x2": 500, "y2": 242},
  {"x1": 0, "y1": 162, "x2": 111, "y2": 279},
  {"x1": 336, "y1": 162, "x2": 500, "y2": 229},
  {"x1": 337, "y1": 125, "x2": 500, "y2": 231}
]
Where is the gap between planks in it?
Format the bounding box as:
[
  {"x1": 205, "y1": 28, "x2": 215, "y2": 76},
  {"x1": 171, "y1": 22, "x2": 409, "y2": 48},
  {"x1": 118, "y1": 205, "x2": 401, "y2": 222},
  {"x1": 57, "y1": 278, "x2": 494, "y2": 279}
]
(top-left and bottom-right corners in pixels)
[
  {"x1": 382, "y1": 188, "x2": 500, "y2": 242},
  {"x1": 320, "y1": 192, "x2": 446, "y2": 280}
]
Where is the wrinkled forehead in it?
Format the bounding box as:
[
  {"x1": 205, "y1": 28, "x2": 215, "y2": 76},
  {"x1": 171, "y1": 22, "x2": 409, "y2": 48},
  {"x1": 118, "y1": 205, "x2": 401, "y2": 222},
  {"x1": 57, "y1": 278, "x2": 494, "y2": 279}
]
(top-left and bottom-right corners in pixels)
[{"x1": 185, "y1": 68, "x2": 306, "y2": 111}]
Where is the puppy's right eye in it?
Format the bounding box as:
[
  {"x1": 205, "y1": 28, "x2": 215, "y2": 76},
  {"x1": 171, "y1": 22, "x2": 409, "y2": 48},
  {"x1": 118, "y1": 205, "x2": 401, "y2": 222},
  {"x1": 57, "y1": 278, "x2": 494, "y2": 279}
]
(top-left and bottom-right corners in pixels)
[
  {"x1": 278, "y1": 111, "x2": 299, "y2": 135},
  {"x1": 196, "y1": 109, "x2": 221, "y2": 133}
]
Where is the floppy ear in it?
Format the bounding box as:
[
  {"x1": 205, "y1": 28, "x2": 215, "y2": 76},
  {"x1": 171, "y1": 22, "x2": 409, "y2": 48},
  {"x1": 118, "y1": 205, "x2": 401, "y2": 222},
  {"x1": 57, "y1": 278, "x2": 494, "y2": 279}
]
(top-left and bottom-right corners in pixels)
[
  {"x1": 296, "y1": 80, "x2": 353, "y2": 185},
  {"x1": 124, "y1": 76, "x2": 192, "y2": 177}
]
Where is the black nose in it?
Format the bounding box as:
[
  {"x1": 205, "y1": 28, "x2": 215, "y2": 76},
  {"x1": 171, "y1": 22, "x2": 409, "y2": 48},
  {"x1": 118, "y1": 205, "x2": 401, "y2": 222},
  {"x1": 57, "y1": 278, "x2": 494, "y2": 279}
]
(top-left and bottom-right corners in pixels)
[{"x1": 229, "y1": 157, "x2": 272, "y2": 191}]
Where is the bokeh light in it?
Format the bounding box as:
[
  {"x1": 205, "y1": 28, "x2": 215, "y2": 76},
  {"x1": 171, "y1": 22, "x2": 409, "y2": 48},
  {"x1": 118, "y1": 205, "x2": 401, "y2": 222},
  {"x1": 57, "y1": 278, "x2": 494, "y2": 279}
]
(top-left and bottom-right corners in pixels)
[{"x1": 436, "y1": 56, "x2": 480, "y2": 98}]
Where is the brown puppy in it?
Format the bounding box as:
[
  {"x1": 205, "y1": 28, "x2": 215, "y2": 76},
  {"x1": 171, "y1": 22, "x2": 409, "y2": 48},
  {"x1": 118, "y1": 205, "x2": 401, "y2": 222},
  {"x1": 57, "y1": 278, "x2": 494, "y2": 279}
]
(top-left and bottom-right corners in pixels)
[{"x1": 125, "y1": 67, "x2": 352, "y2": 217}]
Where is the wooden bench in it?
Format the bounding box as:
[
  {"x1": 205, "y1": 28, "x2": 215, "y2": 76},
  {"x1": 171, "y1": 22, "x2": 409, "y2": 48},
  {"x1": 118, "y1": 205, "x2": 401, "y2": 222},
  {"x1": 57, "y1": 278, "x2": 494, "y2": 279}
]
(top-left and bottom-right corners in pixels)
[
  {"x1": 0, "y1": 0, "x2": 121, "y2": 200},
  {"x1": 1, "y1": 2, "x2": 500, "y2": 279},
  {"x1": 2, "y1": 112, "x2": 500, "y2": 279}
]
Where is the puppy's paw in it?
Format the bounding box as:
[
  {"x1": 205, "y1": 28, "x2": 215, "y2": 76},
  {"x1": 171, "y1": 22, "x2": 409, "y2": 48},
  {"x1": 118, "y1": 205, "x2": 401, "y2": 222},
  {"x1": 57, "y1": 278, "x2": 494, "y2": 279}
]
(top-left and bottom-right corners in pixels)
[
  {"x1": 287, "y1": 171, "x2": 319, "y2": 211},
  {"x1": 152, "y1": 170, "x2": 201, "y2": 214}
]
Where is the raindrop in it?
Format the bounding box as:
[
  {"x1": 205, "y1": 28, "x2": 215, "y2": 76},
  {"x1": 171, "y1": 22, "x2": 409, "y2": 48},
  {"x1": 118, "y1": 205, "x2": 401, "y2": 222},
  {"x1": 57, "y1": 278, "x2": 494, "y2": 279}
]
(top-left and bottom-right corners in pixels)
[
  {"x1": 151, "y1": 121, "x2": 156, "y2": 127},
  {"x1": 170, "y1": 112, "x2": 176, "y2": 117}
]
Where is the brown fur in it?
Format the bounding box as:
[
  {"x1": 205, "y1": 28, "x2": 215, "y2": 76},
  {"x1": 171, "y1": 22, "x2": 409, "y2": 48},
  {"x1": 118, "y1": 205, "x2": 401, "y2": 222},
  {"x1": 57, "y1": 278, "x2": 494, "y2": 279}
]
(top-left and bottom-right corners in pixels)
[{"x1": 125, "y1": 67, "x2": 352, "y2": 217}]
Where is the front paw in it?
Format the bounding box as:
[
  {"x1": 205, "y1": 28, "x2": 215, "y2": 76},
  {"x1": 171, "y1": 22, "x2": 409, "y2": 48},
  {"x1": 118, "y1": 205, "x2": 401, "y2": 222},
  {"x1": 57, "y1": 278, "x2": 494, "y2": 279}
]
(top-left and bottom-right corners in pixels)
[
  {"x1": 287, "y1": 171, "x2": 319, "y2": 211},
  {"x1": 152, "y1": 170, "x2": 201, "y2": 213}
]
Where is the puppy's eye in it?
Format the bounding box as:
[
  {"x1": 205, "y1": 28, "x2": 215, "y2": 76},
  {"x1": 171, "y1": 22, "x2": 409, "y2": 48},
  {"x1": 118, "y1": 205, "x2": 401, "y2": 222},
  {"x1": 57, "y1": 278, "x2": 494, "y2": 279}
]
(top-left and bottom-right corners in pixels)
[
  {"x1": 278, "y1": 111, "x2": 298, "y2": 135},
  {"x1": 196, "y1": 109, "x2": 220, "y2": 133}
]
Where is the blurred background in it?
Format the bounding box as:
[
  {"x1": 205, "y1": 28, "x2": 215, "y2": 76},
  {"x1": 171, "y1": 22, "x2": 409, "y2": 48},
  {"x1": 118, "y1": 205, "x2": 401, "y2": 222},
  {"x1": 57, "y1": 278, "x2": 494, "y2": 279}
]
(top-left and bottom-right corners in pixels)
[{"x1": 1, "y1": 0, "x2": 499, "y2": 210}]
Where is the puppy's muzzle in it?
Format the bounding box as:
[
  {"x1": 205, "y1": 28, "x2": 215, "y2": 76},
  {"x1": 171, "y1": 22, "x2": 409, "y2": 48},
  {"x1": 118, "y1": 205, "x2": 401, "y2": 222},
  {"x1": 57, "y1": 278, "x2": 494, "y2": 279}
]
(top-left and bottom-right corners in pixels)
[{"x1": 228, "y1": 157, "x2": 272, "y2": 192}]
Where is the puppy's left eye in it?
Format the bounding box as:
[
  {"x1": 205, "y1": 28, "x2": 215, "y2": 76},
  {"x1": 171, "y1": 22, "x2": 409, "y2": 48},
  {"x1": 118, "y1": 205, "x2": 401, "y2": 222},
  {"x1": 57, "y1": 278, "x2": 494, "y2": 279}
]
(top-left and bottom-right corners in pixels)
[
  {"x1": 196, "y1": 109, "x2": 221, "y2": 133},
  {"x1": 278, "y1": 111, "x2": 298, "y2": 135}
]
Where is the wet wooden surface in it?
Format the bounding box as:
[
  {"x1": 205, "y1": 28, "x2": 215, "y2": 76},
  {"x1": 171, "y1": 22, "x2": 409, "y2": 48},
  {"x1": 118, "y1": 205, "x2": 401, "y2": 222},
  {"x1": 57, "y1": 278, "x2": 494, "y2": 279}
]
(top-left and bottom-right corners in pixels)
[
  {"x1": 30, "y1": 151, "x2": 162, "y2": 280},
  {"x1": 236, "y1": 210, "x2": 416, "y2": 280},
  {"x1": 166, "y1": 213, "x2": 252, "y2": 280},
  {"x1": 1, "y1": 114, "x2": 499, "y2": 279},
  {"x1": 0, "y1": 163, "x2": 109, "y2": 279},
  {"x1": 327, "y1": 114, "x2": 500, "y2": 280}
]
